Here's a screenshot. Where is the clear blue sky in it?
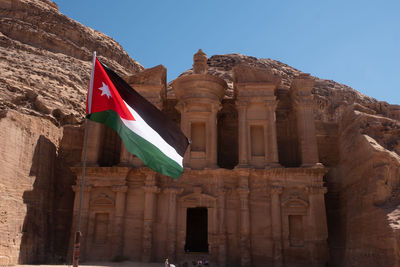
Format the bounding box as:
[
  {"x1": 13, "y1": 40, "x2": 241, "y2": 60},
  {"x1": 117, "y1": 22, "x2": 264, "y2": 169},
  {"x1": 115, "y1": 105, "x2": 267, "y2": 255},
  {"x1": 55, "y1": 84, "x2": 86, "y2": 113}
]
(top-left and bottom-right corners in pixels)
[{"x1": 54, "y1": 0, "x2": 400, "y2": 104}]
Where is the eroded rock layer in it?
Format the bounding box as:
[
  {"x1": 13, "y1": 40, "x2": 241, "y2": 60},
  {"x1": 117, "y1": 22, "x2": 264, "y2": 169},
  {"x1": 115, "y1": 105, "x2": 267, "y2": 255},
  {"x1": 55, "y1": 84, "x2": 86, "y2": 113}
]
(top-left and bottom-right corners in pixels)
[
  {"x1": 0, "y1": 0, "x2": 142, "y2": 264},
  {"x1": 0, "y1": 0, "x2": 143, "y2": 126}
]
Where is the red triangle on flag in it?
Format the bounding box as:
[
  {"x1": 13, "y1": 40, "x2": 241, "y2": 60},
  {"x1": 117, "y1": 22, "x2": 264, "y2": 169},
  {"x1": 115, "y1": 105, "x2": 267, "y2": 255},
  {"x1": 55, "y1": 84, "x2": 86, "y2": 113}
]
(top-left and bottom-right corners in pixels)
[{"x1": 86, "y1": 58, "x2": 135, "y2": 121}]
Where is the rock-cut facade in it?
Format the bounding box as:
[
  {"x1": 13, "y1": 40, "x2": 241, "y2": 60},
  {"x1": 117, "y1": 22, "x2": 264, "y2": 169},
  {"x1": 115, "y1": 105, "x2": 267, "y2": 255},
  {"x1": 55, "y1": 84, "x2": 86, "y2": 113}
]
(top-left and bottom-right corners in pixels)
[{"x1": 70, "y1": 50, "x2": 330, "y2": 267}]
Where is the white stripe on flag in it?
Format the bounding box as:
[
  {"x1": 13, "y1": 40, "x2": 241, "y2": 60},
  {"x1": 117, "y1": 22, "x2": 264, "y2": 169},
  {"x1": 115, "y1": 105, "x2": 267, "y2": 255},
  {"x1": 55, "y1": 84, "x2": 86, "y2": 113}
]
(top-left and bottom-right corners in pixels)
[{"x1": 121, "y1": 101, "x2": 183, "y2": 167}]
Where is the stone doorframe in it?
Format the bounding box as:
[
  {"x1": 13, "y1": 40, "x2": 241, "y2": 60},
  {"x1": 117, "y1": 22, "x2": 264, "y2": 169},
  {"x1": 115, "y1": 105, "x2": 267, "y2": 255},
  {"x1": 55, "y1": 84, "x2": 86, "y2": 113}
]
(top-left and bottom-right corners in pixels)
[
  {"x1": 176, "y1": 187, "x2": 218, "y2": 262},
  {"x1": 86, "y1": 193, "x2": 116, "y2": 261}
]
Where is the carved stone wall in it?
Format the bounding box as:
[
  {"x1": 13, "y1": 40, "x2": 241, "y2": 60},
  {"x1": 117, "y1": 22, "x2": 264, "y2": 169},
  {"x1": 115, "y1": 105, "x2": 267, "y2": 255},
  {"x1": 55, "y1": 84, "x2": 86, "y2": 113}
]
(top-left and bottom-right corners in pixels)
[
  {"x1": 69, "y1": 50, "x2": 330, "y2": 266},
  {"x1": 70, "y1": 167, "x2": 328, "y2": 267}
]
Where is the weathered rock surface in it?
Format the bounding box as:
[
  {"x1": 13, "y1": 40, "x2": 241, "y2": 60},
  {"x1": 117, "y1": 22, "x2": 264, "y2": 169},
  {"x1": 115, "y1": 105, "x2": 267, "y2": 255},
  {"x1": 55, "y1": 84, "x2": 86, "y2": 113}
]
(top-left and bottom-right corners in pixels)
[
  {"x1": 0, "y1": 110, "x2": 64, "y2": 264},
  {"x1": 326, "y1": 108, "x2": 400, "y2": 266},
  {"x1": 0, "y1": 0, "x2": 143, "y2": 126},
  {"x1": 0, "y1": 0, "x2": 142, "y2": 264}
]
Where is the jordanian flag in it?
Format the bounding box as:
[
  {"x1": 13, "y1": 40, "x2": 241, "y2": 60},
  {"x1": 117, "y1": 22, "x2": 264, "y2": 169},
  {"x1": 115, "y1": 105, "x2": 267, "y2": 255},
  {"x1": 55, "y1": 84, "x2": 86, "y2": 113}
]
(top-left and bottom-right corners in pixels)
[{"x1": 86, "y1": 57, "x2": 189, "y2": 178}]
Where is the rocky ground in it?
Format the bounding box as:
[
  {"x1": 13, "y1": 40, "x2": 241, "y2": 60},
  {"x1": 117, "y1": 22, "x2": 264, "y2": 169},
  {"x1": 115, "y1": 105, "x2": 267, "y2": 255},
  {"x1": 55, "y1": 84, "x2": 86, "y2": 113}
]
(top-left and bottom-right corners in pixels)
[{"x1": 18, "y1": 263, "x2": 163, "y2": 267}]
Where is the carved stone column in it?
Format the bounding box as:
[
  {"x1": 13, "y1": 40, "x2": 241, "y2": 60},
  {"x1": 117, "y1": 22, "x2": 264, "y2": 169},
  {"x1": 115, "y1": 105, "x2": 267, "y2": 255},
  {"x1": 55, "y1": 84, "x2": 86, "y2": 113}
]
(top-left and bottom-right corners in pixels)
[
  {"x1": 236, "y1": 101, "x2": 248, "y2": 167},
  {"x1": 270, "y1": 186, "x2": 283, "y2": 267},
  {"x1": 209, "y1": 103, "x2": 221, "y2": 168},
  {"x1": 307, "y1": 186, "x2": 328, "y2": 265},
  {"x1": 84, "y1": 121, "x2": 102, "y2": 165},
  {"x1": 176, "y1": 102, "x2": 190, "y2": 167},
  {"x1": 112, "y1": 185, "x2": 128, "y2": 259},
  {"x1": 217, "y1": 188, "x2": 227, "y2": 266},
  {"x1": 165, "y1": 187, "x2": 183, "y2": 261},
  {"x1": 142, "y1": 174, "x2": 160, "y2": 262},
  {"x1": 237, "y1": 171, "x2": 251, "y2": 267},
  {"x1": 71, "y1": 184, "x2": 92, "y2": 261},
  {"x1": 291, "y1": 74, "x2": 320, "y2": 166},
  {"x1": 265, "y1": 100, "x2": 280, "y2": 166}
]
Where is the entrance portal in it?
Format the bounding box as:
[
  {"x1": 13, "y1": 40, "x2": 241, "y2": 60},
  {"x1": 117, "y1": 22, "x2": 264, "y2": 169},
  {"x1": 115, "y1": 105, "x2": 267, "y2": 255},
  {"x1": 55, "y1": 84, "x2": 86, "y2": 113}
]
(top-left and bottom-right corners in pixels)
[{"x1": 185, "y1": 207, "x2": 208, "y2": 253}]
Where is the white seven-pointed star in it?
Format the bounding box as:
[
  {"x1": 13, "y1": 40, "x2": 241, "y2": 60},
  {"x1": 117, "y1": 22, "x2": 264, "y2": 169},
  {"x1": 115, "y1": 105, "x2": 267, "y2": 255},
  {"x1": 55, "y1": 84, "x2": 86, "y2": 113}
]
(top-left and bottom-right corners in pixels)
[{"x1": 98, "y1": 82, "x2": 112, "y2": 99}]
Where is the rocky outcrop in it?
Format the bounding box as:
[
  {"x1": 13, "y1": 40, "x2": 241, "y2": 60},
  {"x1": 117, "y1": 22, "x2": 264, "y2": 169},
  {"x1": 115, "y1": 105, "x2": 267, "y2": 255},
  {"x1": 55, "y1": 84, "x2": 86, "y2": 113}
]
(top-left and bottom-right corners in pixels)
[
  {"x1": 0, "y1": 0, "x2": 142, "y2": 264},
  {"x1": 327, "y1": 108, "x2": 400, "y2": 266},
  {"x1": 0, "y1": 110, "x2": 62, "y2": 264},
  {"x1": 0, "y1": 0, "x2": 143, "y2": 126}
]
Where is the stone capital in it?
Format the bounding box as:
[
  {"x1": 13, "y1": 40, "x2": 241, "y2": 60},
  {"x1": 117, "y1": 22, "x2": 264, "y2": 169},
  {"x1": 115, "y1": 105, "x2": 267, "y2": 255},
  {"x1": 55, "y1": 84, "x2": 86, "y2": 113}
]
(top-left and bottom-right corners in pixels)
[
  {"x1": 235, "y1": 101, "x2": 248, "y2": 110},
  {"x1": 306, "y1": 186, "x2": 327, "y2": 195},
  {"x1": 291, "y1": 73, "x2": 314, "y2": 92},
  {"x1": 264, "y1": 99, "x2": 278, "y2": 110},
  {"x1": 164, "y1": 187, "x2": 184, "y2": 195},
  {"x1": 143, "y1": 185, "x2": 160, "y2": 194},
  {"x1": 72, "y1": 184, "x2": 93, "y2": 192},
  {"x1": 236, "y1": 168, "x2": 250, "y2": 178},
  {"x1": 270, "y1": 186, "x2": 283, "y2": 195},
  {"x1": 144, "y1": 173, "x2": 157, "y2": 186},
  {"x1": 112, "y1": 185, "x2": 128, "y2": 193},
  {"x1": 211, "y1": 102, "x2": 222, "y2": 113},
  {"x1": 292, "y1": 96, "x2": 314, "y2": 109},
  {"x1": 217, "y1": 188, "x2": 227, "y2": 196}
]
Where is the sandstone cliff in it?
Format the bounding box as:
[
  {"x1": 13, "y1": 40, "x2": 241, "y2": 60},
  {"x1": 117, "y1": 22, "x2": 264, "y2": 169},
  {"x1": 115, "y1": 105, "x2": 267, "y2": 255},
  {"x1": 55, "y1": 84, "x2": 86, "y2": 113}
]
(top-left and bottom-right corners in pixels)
[
  {"x1": 0, "y1": 0, "x2": 142, "y2": 264},
  {"x1": 0, "y1": 0, "x2": 143, "y2": 126}
]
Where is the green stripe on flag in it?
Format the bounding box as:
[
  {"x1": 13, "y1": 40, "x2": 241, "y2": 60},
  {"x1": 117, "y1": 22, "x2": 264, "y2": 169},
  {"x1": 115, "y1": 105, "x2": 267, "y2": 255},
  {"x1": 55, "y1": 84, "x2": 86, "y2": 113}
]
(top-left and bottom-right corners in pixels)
[{"x1": 88, "y1": 110, "x2": 183, "y2": 179}]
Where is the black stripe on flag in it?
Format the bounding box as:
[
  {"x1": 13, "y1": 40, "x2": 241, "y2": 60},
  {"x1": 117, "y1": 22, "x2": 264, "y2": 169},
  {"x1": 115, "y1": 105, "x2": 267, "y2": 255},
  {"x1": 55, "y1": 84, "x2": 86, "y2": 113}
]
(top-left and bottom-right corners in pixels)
[{"x1": 101, "y1": 62, "x2": 189, "y2": 158}]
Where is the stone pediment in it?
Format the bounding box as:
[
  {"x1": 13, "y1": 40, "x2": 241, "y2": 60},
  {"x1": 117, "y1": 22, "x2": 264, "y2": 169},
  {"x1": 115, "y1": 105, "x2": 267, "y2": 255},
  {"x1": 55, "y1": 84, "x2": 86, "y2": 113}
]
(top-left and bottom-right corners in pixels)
[
  {"x1": 281, "y1": 197, "x2": 309, "y2": 208},
  {"x1": 179, "y1": 191, "x2": 216, "y2": 208},
  {"x1": 281, "y1": 196, "x2": 308, "y2": 215},
  {"x1": 90, "y1": 193, "x2": 115, "y2": 207},
  {"x1": 124, "y1": 65, "x2": 166, "y2": 86},
  {"x1": 123, "y1": 65, "x2": 167, "y2": 107},
  {"x1": 233, "y1": 64, "x2": 281, "y2": 100},
  {"x1": 233, "y1": 63, "x2": 281, "y2": 86}
]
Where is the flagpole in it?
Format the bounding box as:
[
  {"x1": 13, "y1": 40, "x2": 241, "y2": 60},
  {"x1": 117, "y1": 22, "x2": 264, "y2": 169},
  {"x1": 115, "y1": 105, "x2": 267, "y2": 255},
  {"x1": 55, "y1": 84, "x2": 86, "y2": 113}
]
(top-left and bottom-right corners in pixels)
[{"x1": 73, "y1": 51, "x2": 96, "y2": 267}]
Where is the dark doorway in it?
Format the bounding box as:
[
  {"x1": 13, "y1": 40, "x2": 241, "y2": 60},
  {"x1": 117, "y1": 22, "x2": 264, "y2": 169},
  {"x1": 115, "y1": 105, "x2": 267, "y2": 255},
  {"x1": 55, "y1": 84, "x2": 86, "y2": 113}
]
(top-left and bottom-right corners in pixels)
[{"x1": 185, "y1": 207, "x2": 208, "y2": 253}]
